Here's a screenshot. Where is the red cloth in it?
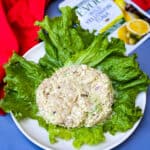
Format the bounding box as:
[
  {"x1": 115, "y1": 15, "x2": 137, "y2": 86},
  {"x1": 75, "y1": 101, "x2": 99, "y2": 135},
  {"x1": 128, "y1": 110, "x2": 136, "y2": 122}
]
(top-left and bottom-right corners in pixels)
[
  {"x1": 0, "y1": 0, "x2": 50, "y2": 115},
  {"x1": 132, "y1": 0, "x2": 150, "y2": 11}
]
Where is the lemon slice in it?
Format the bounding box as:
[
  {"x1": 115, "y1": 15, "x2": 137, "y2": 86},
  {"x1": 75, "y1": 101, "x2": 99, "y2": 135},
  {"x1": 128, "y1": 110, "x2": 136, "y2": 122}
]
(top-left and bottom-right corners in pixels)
[
  {"x1": 118, "y1": 24, "x2": 138, "y2": 45},
  {"x1": 118, "y1": 25, "x2": 129, "y2": 43},
  {"x1": 126, "y1": 19, "x2": 150, "y2": 36}
]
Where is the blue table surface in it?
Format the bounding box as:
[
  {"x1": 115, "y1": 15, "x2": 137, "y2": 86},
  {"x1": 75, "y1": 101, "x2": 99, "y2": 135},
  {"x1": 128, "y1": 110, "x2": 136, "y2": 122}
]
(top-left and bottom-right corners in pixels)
[{"x1": 0, "y1": 0, "x2": 150, "y2": 150}]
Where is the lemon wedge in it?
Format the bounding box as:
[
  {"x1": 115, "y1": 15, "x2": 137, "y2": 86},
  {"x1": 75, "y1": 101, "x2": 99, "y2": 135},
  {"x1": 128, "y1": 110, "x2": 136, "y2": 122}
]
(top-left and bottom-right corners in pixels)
[
  {"x1": 118, "y1": 24, "x2": 138, "y2": 45},
  {"x1": 117, "y1": 25, "x2": 129, "y2": 43},
  {"x1": 126, "y1": 19, "x2": 150, "y2": 36}
]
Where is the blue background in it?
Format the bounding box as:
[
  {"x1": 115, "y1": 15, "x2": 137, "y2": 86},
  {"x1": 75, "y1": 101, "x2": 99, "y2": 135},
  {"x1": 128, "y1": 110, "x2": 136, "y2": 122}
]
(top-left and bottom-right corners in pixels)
[{"x1": 0, "y1": 0, "x2": 150, "y2": 149}]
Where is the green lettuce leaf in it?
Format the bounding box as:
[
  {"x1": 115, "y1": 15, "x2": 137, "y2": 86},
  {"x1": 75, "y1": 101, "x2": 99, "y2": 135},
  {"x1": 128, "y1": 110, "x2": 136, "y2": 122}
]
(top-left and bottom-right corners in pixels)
[
  {"x1": 65, "y1": 37, "x2": 125, "y2": 67},
  {"x1": 0, "y1": 53, "x2": 48, "y2": 120},
  {"x1": 97, "y1": 54, "x2": 149, "y2": 134},
  {"x1": 103, "y1": 88, "x2": 143, "y2": 134},
  {"x1": 38, "y1": 29, "x2": 62, "y2": 75},
  {"x1": 37, "y1": 116, "x2": 105, "y2": 149},
  {"x1": 97, "y1": 54, "x2": 141, "y2": 82},
  {"x1": 35, "y1": 7, "x2": 85, "y2": 65}
]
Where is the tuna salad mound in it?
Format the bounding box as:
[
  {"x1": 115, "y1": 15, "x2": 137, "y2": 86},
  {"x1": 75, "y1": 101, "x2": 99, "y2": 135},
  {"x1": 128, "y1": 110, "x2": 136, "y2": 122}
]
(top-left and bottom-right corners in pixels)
[{"x1": 36, "y1": 65, "x2": 114, "y2": 128}]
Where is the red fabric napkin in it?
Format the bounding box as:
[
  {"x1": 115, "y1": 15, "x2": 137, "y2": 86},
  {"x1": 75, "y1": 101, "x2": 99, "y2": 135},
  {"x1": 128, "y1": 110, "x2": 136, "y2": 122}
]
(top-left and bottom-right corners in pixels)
[
  {"x1": 132, "y1": 0, "x2": 150, "y2": 11},
  {"x1": 0, "y1": 0, "x2": 50, "y2": 115}
]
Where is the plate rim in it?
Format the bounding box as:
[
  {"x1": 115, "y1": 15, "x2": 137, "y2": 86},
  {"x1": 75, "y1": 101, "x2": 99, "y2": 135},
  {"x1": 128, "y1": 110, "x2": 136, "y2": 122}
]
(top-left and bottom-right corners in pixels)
[{"x1": 10, "y1": 42, "x2": 147, "y2": 150}]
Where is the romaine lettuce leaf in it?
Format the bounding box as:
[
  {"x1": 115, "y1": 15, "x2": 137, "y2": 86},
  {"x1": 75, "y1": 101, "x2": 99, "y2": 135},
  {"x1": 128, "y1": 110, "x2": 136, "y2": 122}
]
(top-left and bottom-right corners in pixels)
[
  {"x1": 97, "y1": 54, "x2": 141, "y2": 82},
  {"x1": 35, "y1": 7, "x2": 86, "y2": 65},
  {"x1": 65, "y1": 37, "x2": 125, "y2": 67},
  {"x1": 37, "y1": 116, "x2": 105, "y2": 149},
  {"x1": 97, "y1": 54, "x2": 149, "y2": 134},
  {"x1": 103, "y1": 88, "x2": 143, "y2": 134},
  {"x1": 0, "y1": 53, "x2": 48, "y2": 120}
]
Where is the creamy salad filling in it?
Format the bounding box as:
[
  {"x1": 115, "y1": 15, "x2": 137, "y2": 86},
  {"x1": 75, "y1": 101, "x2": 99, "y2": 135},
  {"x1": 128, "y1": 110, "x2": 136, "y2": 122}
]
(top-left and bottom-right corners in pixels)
[{"x1": 36, "y1": 65, "x2": 114, "y2": 128}]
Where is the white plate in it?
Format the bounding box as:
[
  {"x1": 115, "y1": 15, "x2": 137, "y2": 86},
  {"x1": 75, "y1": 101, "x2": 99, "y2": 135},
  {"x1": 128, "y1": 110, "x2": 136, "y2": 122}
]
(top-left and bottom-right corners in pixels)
[{"x1": 11, "y1": 42, "x2": 146, "y2": 150}]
